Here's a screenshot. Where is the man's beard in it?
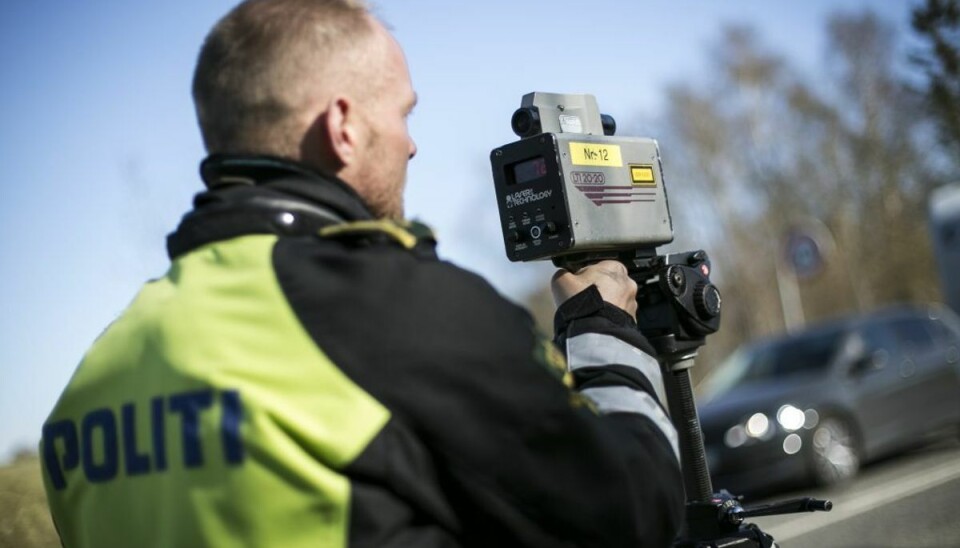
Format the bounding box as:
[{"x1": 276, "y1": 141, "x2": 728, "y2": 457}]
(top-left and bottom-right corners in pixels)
[{"x1": 359, "y1": 129, "x2": 406, "y2": 219}]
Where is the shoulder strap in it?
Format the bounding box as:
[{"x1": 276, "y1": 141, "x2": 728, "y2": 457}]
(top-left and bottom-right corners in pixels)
[{"x1": 317, "y1": 219, "x2": 438, "y2": 259}]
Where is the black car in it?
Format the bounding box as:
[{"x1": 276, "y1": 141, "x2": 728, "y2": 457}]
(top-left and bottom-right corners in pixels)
[{"x1": 697, "y1": 304, "x2": 960, "y2": 495}]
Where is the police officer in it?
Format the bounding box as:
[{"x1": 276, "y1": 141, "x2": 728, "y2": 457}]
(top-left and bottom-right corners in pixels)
[{"x1": 41, "y1": 0, "x2": 684, "y2": 546}]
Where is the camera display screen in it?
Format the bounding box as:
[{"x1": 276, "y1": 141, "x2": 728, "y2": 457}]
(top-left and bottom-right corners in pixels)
[{"x1": 510, "y1": 156, "x2": 547, "y2": 185}]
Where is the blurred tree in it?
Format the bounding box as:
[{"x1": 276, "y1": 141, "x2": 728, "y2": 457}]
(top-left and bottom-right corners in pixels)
[
  {"x1": 912, "y1": 0, "x2": 960, "y2": 160},
  {"x1": 522, "y1": 11, "x2": 944, "y2": 382},
  {"x1": 0, "y1": 455, "x2": 58, "y2": 548},
  {"x1": 647, "y1": 11, "x2": 939, "y2": 377}
]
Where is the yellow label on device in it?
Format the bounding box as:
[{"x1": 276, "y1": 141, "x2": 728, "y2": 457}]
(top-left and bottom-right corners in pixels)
[{"x1": 569, "y1": 142, "x2": 623, "y2": 167}]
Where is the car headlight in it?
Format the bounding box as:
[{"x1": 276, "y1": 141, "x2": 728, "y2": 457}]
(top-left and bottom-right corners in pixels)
[
  {"x1": 776, "y1": 405, "x2": 806, "y2": 432},
  {"x1": 724, "y1": 424, "x2": 748, "y2": 448},
  {"x1": 723, "y1": 405, "x2": 821, "y2": 449},
  {"x1": 723, "y1": 413, "x2": 771, "y2": 448},
  {"x1": 745, "y1": 412, "x2": 770, "y2": 438},
  {"x1": 803, "y1": 408, "x2": 820, "y2": 429}
]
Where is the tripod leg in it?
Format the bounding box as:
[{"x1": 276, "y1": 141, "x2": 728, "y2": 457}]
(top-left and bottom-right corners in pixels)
[{"x1": 662, "y1": 358, "x2": 714, "y2": 503}]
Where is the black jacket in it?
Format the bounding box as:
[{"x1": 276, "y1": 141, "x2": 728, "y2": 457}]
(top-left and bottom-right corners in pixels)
[{"x1": 47, "y1": 154, "x2": 684, "y2": 548}]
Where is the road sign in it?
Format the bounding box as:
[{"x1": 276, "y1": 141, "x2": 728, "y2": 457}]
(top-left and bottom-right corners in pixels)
[{"x1": 785, "y1": 230, "x2": 824, "y2": 280}]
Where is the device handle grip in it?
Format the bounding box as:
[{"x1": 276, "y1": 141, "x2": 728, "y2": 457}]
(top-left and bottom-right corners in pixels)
[{"x1": 740, "y1": 497, "x2": 833, "y2": 518}]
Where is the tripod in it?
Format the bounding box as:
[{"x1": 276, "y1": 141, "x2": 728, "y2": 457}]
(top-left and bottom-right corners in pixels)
[
  {"x1": 659, "y1": 350, "x2": 831, "y2": 547},
  {"x1": 566, "y1": 249, "x2": 833, "y2": 547}
]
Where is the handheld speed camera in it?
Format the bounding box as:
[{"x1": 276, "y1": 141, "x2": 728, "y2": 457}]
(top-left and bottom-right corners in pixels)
[
  {"x1": 490, "y1": 92, "x2": 720, "y2": 355},
  {"x1": 488, "y1": 95, "x2": 835, "y2": 548},
  {"x1": 490, "y1": 92, "x2": 673, "y2": 267}
]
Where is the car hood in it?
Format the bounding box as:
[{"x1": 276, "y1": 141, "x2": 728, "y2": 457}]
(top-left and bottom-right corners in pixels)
[{"x1": 697, "y1": 375, "x2": 834, "y2": 433}]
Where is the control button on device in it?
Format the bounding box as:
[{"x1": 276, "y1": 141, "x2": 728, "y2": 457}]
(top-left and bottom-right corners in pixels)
[
  {"x1": 530, "y1": 225, "x2": 542, "y2": 240},
  {"x1": 630, "y1": 165, "x2": 656, "y2": 185}
]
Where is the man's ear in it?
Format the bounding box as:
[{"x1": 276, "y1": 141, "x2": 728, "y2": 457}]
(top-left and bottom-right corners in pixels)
[{"x1": 324, "y1": 96, "x2": 358, "y2": 168}]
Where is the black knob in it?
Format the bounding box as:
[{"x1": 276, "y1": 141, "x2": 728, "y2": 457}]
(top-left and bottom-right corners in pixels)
[
  {"x1": 545, "y1": 221, "x2": 558, "y2": 233},
  {"x1": 508, "y1": 230, "x2": 521, "y2": 243},
  {"x1": 666, "y1": 265, "x2": 686, "y2": 296},
  {"x1": 694, "y1": 282, "x2": 722, "y2": 318}
]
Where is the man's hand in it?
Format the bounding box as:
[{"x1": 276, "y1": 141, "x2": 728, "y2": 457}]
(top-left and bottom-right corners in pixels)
[{"x1": 551, "y1": 261, "x2": 638, "y2": 319}]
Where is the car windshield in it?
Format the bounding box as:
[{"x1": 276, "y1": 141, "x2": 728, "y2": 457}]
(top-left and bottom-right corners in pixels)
[{"x1": 699, "y1": 329, "x2": 846, "y2": 402}]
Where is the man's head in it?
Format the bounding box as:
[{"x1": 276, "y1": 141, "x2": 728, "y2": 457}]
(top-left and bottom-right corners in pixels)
[{"x1": 192, "y1": 0, "x2": 418, "y2": 219}]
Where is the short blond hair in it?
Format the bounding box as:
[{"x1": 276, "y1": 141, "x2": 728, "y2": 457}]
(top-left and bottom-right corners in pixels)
[{"x1": 192, "y1": 0, "x2": 374, "y2": 157}]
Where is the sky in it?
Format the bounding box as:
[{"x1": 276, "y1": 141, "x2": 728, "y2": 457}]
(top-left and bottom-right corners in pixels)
[{"x1": 0, "y1": 0, "x2": 916, "y2": 462}]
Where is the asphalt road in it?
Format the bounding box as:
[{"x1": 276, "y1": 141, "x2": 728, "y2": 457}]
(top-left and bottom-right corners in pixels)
[{"x1": 746, "y1": 438, "x2": 960, "y2": 548}]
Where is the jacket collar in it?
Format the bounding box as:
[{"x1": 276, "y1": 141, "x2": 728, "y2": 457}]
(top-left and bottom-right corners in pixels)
[
  {"x1": 199, "y1": 154, "x2": 375, "y2": 222},
  {"x1": 166, "y1": 154, "x2": 375, "y2": 258}
]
